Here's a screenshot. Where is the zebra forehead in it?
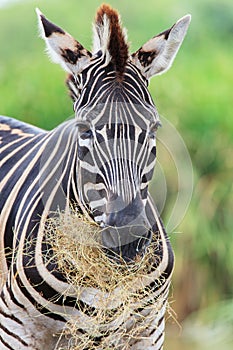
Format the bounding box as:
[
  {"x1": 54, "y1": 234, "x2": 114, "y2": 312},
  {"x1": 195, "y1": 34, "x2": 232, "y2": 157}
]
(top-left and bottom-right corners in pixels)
[
  {"x1": 77, "y1": 102, "x2": 157, "y2": 129},
  {"x1": 93, "y1": 4, "x2": 129, "y2": 80}
]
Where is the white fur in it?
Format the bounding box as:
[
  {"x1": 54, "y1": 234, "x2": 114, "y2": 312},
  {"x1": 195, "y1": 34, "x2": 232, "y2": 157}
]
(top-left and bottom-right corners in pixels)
[
  {"x1": 92, "y1": 14, "x2": 111, "y2": 54},
  {"x1": 131, "y1": 14, "x2": 191, "y2": 79}
]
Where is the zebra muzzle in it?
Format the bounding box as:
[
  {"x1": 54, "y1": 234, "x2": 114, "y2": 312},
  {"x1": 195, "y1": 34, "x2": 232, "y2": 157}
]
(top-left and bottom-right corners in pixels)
[
  {"x1": 101, "y1": 225, "x2": 152, "y2": 263},
  {"x1": 99, "y1": 193, "x2": 152, "y2": 262}
]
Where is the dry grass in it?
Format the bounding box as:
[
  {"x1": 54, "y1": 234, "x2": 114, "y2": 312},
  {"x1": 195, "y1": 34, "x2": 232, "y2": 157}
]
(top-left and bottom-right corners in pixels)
[{"x1": 44, "y1": 209, "x2": 167, "y2": 349}]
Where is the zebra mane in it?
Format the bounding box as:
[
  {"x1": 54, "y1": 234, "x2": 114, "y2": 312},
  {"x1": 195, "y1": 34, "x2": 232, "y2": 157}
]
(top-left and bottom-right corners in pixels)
[{"x1": 93, "y1": 4, "x2": 129, "y2": 79}]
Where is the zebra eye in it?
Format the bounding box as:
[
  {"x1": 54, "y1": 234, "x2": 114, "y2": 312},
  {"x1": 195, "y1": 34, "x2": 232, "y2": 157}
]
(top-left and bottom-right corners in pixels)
[
  {"x1": 149, "y1": 120, "x2": 161, "y2": 139},
  {"x1": 80, "y1": 129, "x2": 93, "y2": 140},
  {"x1": 76, "y1": 121, "x2": 93, "y2": 139},
  {"x1": 150, "y1": 121, "x2": 161, "y2": 133}
]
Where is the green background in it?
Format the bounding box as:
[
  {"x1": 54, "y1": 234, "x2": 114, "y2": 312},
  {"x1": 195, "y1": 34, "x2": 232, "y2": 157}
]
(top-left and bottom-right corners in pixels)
[{"x1": 0, "y1": 0, "x2": 232, "y2": 349}]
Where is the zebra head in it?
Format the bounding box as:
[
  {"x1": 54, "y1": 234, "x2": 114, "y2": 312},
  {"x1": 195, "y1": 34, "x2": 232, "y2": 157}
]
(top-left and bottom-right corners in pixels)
[{"x1": 37, "y1": 5, "x2": 191, "y2": 262}]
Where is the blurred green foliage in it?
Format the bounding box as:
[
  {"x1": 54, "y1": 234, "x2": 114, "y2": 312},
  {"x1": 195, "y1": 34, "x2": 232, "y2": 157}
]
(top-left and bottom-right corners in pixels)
[{"x1": 0, "y1": 0, "x2": 233, "y2": 348}]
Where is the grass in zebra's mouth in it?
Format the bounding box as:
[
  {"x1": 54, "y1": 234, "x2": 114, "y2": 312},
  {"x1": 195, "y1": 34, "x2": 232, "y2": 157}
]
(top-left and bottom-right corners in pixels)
[
  {"x1": 45, "y1": 209, "x2": 160, "y2": 291},
  {"x1": 44, "y1": 209, "x2": 166, "y2": 349}
]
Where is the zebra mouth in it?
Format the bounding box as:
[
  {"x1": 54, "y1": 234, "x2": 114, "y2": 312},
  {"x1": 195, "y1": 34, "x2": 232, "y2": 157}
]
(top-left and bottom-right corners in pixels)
[{"x1": 101, "y1": 224, "x2": 152, "y2": 263}]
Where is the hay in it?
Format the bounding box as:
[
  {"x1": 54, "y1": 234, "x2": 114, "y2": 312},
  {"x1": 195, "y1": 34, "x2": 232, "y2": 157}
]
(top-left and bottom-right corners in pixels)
[{"x1": 44, "y1": 209, "x2": 167, "y2": 350}]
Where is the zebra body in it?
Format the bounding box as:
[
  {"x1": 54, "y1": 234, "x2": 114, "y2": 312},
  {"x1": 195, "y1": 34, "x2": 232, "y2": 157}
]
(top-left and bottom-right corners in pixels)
[{"x1": 0, "y1": 5, "x2": 190, "y2": 349}]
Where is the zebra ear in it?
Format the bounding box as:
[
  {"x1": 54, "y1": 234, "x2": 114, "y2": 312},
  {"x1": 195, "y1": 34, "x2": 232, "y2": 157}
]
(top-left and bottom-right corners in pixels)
[
  {"x1": 130, "y1": 15, "x2": 191, "y2": 79},
  {"x1": 36, "y1": 8, "x2": 92, "y2": 74}
]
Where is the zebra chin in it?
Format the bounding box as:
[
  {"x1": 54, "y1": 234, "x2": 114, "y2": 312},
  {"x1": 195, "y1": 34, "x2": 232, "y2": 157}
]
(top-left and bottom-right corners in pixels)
[{"x1": 101, "y1": 225, "x2": 152, "y2": 263}]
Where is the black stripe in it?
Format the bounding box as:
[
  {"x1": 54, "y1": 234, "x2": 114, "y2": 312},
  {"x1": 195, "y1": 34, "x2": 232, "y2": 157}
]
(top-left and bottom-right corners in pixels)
[
  {"x1": 0, "y1": 324, "x2": 28, "y2": 347},
  {"x1": 153, "y1": 331, "x2": 163, "y2": 345},
  {"x1": 149, "y1": 315, "x2": 164, "y2": 336},
  {"x1": 6, "y1": 283, "x2": 25, "y2": 310},
  {"x1": 0, "y1": 309, "x2": 23, "y2": 325},
  {"x1": 0, "y1": 291, "x2": 8, "y2": 307},
  {"x1": 13, "y1": 272, "x2": 66, "y2": 322},
  {"x1": 0, "y1": 334, "x2": 14, "y2": 350}
]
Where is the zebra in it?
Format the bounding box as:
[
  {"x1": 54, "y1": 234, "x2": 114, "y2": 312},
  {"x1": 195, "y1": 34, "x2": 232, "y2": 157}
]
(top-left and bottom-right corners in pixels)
[{"x1": 0, "y1": 4, "x2": 191, "y2": 350}]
